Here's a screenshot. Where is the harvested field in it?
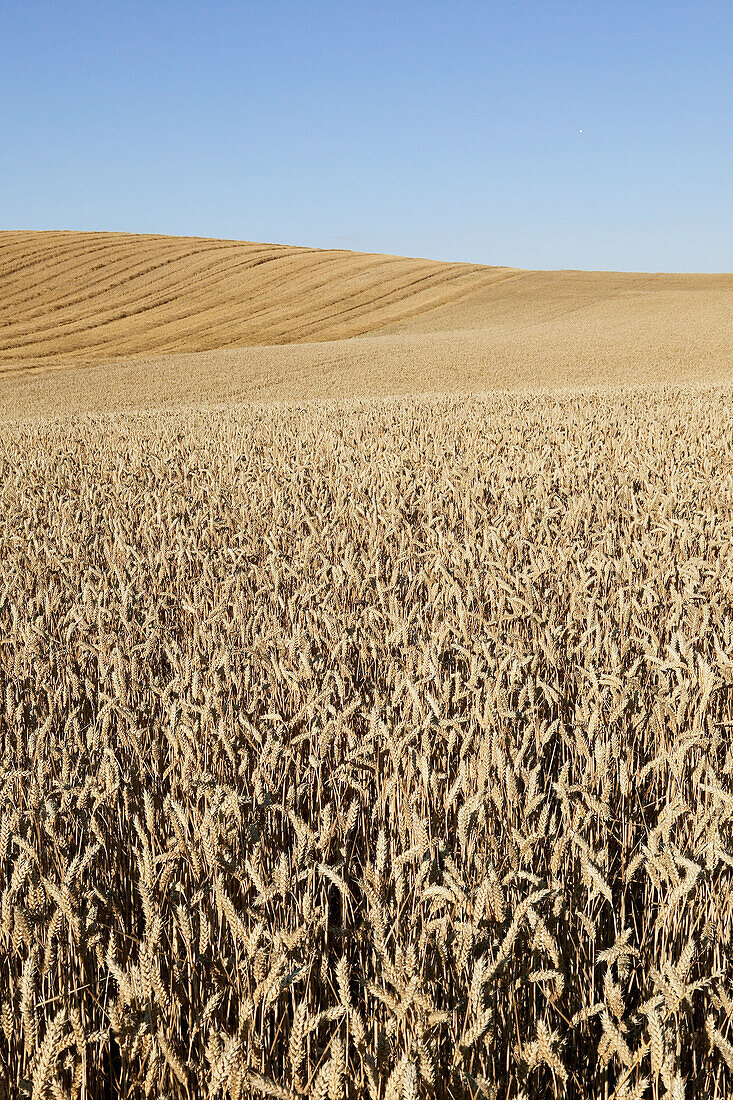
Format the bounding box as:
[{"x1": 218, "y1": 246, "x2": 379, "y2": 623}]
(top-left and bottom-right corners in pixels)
[
  {"x1": 0, "y1": 231, "x2": 513, "y2": 371},
  {"x1": 1, "y1": 389, "x2": 733, "y2": 1098},
  {"x1": 0, "y1": 232, "x2": 730, "y2": 417}
]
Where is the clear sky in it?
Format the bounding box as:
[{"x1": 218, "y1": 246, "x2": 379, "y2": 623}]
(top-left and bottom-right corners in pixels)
[{"x1": 1, "y1": 1, "x2": 731, "y2": 271}]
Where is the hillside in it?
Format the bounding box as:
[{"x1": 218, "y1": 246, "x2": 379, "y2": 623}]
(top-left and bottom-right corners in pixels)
[
  {"x1": 0, "y1": 230, "x2": 512, "y2": 370},
  {"x1": 0, "y1": 231, "x2": 730, "y2": 418}
]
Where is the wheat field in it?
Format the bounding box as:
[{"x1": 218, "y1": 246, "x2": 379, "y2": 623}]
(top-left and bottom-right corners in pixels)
[
  {"x1": 1, "y1": 233, "x2": 732, "y2": 1099},
  {"x1": 1, "y1": 232, "x2": 731, "y2": 418},
  {"x1": 0, "y1": 231, "x2": 514, "y2": 372}
]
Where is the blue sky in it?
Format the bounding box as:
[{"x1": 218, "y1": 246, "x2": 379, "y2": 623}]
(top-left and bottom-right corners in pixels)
[{"x1": 1, "y1": 1, "x2": 731, "y2": 270}]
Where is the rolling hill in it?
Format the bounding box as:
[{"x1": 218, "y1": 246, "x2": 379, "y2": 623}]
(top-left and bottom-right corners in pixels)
[
  {"x1": 0, "y1": 230, "x2": 513, "y2": 370},
  {"x1": 1, "y1": 230, "x2": 730, "y2": 417}
]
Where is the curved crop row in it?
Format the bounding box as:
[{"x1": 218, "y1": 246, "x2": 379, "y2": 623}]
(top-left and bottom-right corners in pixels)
[{"x1": 0, "y1": 232, "x2": 515, "y2": 369}]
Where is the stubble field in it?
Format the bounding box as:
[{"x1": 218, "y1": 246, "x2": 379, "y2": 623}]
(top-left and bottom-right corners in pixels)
[{"x1": 1, "y1": 231, "x2": 730, "y2": 416}]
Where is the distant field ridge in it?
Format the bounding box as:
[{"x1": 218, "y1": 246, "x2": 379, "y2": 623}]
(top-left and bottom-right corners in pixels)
[
  {"x1": 1, "y1": 231, "x2": 730, "y2": 415},
  {"x1": 0, "y1": 230, "x2": 514, "y2": 370}
]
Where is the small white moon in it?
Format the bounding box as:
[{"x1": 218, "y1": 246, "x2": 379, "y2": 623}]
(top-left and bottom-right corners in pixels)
[{"x1": 579, "y1": 129, "x2": 583, "y2": 133}]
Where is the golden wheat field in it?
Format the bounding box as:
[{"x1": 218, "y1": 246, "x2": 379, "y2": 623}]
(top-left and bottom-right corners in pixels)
[
  {"x1": 0, "y1": 231, "x2": 513, "y2": 370},
  {"x1": 1, "y1": 231, "x2": 731, "y2": 417},
  {"x1": 1, "y1": 233, "x2": 733, "y2": 1099}
]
